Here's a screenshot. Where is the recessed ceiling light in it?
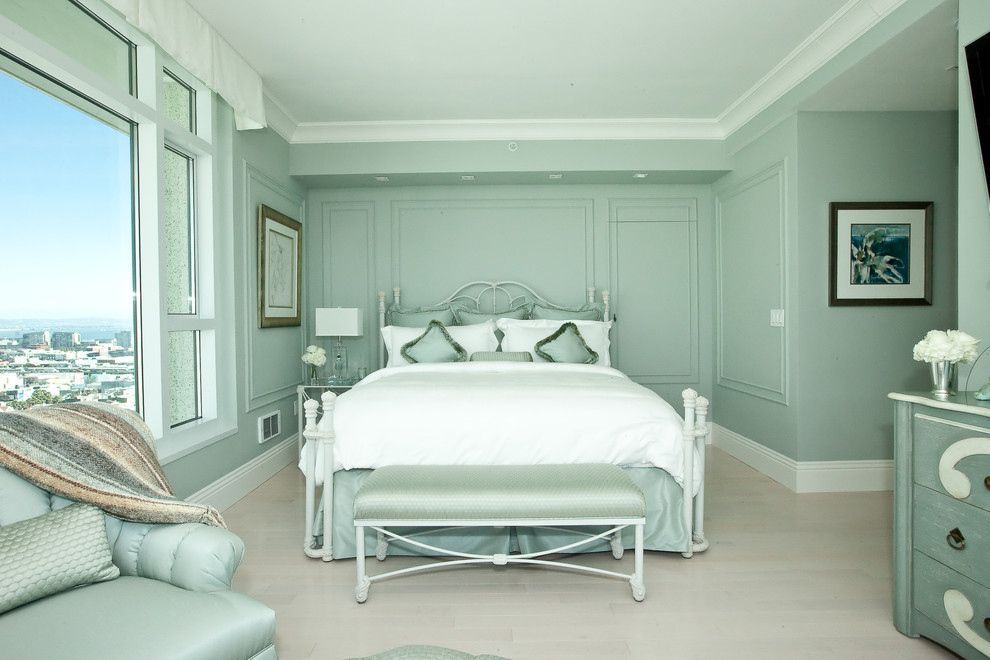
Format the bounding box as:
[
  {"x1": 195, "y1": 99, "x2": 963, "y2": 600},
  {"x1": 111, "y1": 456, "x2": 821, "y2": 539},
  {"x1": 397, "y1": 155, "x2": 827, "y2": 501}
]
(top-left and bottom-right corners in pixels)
[
  {"x1": 461, "y1": 175, "x2": 475, "y2": 181},
  {"x1": 633, "y1": 173, "x2": 649, "y2": 179},
  {"x1": 548, "y1": 174, "x2": 563, "y2": 180},
  {"x1": 374, "y1": 175, "x2": 390, "y2": 182}
]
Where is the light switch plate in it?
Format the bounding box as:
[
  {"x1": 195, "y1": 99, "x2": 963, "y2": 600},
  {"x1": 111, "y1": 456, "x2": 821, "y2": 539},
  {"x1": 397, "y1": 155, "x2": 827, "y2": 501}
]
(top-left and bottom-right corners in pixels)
[{"x1": 770, "y1": 309, "x2": 785, "y2": 327}]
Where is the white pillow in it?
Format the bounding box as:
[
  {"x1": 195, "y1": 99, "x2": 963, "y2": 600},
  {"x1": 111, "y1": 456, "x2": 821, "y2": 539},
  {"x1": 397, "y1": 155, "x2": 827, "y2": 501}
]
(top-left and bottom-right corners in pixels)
[
  {"x1": 381, "y1": 321, "x2": 499, "y2": 367},
  {"x1": 496, "y1": 318, "x2": 613, "y2": 366}
]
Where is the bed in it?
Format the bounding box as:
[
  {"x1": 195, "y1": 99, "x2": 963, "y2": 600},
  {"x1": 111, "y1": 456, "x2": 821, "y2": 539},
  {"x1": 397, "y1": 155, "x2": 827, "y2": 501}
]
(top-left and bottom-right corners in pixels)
[{"x1": 299, "y1": 281, "x2": 710, "y2": 562}]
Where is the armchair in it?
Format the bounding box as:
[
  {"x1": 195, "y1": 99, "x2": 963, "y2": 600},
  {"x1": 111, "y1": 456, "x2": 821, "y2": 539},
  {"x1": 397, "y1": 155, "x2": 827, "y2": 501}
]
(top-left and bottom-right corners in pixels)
[{"x1": 0, "y1": 465, "x2": 277, "y2": 660}]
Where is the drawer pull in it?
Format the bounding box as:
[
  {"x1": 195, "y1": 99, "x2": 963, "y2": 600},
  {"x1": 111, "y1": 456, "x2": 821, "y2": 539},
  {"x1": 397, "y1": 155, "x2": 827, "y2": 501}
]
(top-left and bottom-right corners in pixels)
[
  {"x1": 947, "y1": 527, "x2": 966, "y2": 550},
  {"x1": 985, "y1": 476, "x2": 990, "y2": 491}
]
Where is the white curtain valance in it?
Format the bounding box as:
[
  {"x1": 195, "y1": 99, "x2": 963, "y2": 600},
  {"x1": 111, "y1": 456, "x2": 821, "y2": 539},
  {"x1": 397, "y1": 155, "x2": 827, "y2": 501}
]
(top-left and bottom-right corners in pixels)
[{"x1": 103, "y1": 0, "x2": 266, "y2": 130}]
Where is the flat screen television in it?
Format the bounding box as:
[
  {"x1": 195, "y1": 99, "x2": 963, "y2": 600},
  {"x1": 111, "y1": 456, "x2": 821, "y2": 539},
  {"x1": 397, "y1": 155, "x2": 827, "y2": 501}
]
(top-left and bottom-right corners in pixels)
[{"x1": 966, "y1": 30, "x2": 990, "y2": 204}]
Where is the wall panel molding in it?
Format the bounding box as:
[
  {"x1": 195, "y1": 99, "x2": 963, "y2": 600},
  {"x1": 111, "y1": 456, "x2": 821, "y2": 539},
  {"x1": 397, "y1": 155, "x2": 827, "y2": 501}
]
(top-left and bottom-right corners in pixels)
[
  {"x1": 714, "y1": 162, "x2": 788, "y2": 403},
  {"x1": 388, "y1": 198, "x2": 596, "y2": 304},
  {"x1": 609, "y1": 198, "x2": 699, "y2": 383},
  {"x1": 243, "y1": 164, "x2": 306, "y2": 412}
]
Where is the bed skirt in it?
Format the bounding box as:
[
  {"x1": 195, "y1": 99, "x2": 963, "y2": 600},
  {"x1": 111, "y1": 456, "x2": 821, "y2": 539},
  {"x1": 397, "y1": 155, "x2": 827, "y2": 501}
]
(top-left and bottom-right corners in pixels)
[{"x1": 323, "y1": 466, "x2": 689, "y2": 559}]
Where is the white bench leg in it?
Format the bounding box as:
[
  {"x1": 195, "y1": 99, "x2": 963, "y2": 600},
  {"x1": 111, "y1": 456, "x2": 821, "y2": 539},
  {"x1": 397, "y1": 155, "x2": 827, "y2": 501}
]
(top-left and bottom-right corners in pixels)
[
  {"x1": 355, "y1": 525, "x2": 370, "y2": 603},
  {"x1": 376, "y1": 529, "x2": 389, "y2": 561},
  {"x1": 630, "y1": 523, "x2": 646, "y2": 602},
  {"x1": 610, "y1": 530, "x2": 624, "y2": 559}
]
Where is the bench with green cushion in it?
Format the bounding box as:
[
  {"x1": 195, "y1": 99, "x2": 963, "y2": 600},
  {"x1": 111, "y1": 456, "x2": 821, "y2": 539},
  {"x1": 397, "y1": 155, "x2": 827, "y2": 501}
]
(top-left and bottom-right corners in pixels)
[{"x1": 353, "y1": 463, "x2": 646, "y2": 603}]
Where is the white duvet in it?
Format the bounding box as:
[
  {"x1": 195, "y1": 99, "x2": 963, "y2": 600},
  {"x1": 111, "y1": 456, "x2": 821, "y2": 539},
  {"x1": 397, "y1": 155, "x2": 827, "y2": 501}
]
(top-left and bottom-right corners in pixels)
[{"x1": 300, "y1": 362, "x2": 701, "y2": 492}]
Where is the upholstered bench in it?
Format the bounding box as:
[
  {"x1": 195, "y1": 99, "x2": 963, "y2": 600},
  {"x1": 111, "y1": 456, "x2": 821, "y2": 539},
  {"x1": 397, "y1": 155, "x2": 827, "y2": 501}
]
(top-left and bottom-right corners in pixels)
[{"x1": 353, "y1": 463, "x2": 647, "y2": 602}]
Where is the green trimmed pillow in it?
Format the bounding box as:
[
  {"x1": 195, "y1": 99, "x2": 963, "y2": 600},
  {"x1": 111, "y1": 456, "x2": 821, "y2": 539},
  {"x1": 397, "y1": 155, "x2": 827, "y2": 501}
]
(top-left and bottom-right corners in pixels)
[
  {"x1": 400, "y1": 321, "x2": 468, "y2": 364},
  {"x1": 385, "y1": 304, "x2": 456, "y2": 327},
  {"x1": 530, "y1": 301, "x2": 605, "y2": 321},
  {"x1": 451, "y1": 303, "x2": 530, "y2": 326},
  {"x1": 0, "y1": 502, "x2": 119, "y2": 614},
  {"x1": 534, "y1": 322, "x2": 599, "y2": 364}
]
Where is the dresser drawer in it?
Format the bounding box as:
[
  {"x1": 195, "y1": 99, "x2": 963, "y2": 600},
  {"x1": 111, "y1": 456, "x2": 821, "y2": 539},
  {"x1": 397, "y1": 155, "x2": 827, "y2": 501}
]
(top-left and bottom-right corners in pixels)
[
  {"x1": 913, "y1": 551, "x2": 990, "y2": 658},
  {"x1": 913, "y1": 413, "x2": 990, "y2": 512},
  {"x1": 914, "y1": 485, "x2": 990, "y2": 587}
]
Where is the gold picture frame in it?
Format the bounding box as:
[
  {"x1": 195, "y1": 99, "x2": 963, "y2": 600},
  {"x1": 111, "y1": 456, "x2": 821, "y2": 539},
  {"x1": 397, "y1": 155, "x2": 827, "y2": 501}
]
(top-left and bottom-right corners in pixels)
[{"x1": 258, "y1": 204, "x2": 302, "y2": 327}]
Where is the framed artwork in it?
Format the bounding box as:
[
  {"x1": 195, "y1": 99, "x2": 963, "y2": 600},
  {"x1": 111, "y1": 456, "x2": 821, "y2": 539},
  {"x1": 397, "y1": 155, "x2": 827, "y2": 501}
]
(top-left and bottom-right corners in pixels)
[
  {"x1": 828, "y1": 202, "x2": 933, "y2": 306},
  {"x1": 258, "y1": 204, "x2": 302, "y2": 327}
]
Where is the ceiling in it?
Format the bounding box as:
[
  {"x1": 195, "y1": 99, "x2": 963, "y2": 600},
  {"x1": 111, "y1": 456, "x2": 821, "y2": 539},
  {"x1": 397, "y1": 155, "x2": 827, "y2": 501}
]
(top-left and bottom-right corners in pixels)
[{"x1": 185, "y1": 0, "x2": 959, "y2": 145}]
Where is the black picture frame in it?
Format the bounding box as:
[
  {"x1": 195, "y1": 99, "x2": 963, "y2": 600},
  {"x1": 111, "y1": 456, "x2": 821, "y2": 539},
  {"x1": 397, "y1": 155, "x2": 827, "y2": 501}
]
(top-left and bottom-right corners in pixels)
[{"x1": 828, "y1": 202, "x2": 933, "y2": 307}]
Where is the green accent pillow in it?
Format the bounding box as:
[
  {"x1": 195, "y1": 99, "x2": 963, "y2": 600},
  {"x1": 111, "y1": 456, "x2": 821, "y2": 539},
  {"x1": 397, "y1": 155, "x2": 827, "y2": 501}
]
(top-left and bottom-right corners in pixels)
[
  {"x1": 400, "y1": 321, "x2": 468, "y2": 363},
  {"x1": 0, "y1": 502, "x2": 119, "y2": 614},
  {"x1": 451, "y1": 303, "x2": 531, "y2": 326},
  {"x1": 534, "y1": 322, "x2": 599, "y2": 364},
  {"x1": 385, "y1": 304, "x2": 456, "y2": 327},
  {"x1": 530, "y1": 301, "x2": 605, "y2": 321}
]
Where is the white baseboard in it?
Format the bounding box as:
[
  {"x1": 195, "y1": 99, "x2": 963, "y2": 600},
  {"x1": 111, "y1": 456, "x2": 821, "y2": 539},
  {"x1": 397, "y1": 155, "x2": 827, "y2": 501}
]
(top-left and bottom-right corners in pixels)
[
  {"x1": 711, "y1": 424, "x2": 893, "y2": 493},
  {"x1": 186, "y1": 435, "x2": 298, "y2": 512}
]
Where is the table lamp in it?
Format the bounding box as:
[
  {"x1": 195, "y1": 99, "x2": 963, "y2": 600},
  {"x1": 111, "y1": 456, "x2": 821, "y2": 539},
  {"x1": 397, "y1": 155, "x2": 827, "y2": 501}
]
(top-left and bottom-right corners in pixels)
[{"x1": 315, "y1": 307, "x2": 364, "y2": 380}]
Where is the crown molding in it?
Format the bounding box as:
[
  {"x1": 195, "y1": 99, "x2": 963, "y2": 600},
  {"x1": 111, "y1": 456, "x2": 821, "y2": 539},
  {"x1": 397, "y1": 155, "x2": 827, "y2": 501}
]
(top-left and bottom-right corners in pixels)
[
  {"x1": 719, "y1": 0, "x2": 909, "y2": 136},
  {"x1": 287, "y1": 118, "x2": 725, "y2": 144},
  {"x1": 263, "y1": 0, "x2": 909, "y2": 145},
  {"x1": 262, "y1": 91, "x2": 298, "y2": 143}
]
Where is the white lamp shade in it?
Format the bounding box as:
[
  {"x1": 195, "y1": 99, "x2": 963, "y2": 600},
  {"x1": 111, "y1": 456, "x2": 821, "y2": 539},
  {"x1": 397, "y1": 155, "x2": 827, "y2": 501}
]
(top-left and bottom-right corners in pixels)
[{"x1": 315, "y1": 308, "x2": 364, "y2": 337}]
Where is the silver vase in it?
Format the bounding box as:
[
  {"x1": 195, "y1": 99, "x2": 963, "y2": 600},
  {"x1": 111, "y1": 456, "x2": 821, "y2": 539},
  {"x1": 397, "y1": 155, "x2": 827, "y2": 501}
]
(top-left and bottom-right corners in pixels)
[{"x1": 929, "y1": 360, "x2": 957, "y2": 397}]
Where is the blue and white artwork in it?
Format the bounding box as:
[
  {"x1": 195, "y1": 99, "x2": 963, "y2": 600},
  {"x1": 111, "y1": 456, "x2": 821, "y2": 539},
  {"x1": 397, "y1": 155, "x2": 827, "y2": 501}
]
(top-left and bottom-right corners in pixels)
[{"x1": 849, "y1": 223, "x2": 911, "y2": 285}]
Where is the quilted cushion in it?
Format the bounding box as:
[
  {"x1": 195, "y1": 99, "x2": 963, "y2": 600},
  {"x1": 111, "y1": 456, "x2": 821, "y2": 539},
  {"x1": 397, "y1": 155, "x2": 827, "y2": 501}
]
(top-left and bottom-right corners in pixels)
[{"x1": 0, "y1": 502, "x2": 118, "y2": 614}]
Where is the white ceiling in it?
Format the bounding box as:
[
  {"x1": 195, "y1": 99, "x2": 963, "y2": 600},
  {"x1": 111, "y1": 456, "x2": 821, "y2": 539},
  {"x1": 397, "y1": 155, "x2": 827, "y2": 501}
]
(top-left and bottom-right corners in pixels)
[{"x1": 186, "y1": 0, "x2": 959, "y2": 143}]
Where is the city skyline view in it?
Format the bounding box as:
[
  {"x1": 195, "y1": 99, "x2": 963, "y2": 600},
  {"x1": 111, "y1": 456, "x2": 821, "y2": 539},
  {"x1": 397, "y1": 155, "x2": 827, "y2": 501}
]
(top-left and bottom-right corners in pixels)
[
  {"x1": 0, "y1": 70, "x2": 134, "y2": 321},
  {"x1": 1, "y1": 68, "x2": 137, "y2": 412}
]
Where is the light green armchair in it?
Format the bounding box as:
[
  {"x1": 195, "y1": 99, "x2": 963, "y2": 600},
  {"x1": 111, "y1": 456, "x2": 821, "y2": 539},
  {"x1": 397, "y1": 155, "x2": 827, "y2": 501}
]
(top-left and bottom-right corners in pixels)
[{"x1": 0, "y1": 466, "x2": 277, "y2": 660}]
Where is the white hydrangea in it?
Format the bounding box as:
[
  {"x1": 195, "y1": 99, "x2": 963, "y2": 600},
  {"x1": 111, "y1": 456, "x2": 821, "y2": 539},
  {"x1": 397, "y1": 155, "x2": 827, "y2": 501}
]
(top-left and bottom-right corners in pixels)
[
  {"x1": 912, "y1": 330, "x2": 980, "y2": 364},
  {"x1": 301, "y1": 344, "x2": 327, "y2": 367}
]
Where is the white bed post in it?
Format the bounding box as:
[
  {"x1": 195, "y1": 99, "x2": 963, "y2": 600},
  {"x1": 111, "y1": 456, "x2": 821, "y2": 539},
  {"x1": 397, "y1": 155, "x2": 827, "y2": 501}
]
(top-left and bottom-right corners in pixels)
[
  {"x1": 302, "y1": 392, "x2": 337, "y2": 561},
  {"x1": 693, "y1": 395, "x2": 709, "y2": 549},
  {"x1": 680, "y1": 388, "x2": 698, "y2": 558},
  {"x1": 602, "y1": 290, "x2": 611, "y2": 321},
  {"x1": 302, "y1": 398, "x2": 321, "y2": 559},
  {"x1": 378, "y1": 291, "x2": 387, "y2": 370}
]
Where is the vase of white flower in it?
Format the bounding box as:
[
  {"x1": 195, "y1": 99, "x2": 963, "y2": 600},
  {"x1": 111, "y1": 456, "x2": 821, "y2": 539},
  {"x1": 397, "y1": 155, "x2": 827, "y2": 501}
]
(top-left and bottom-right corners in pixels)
[
  {"x1": 912, "y1": 329, "x2": 980, "y2": 397},
  {"x1": 929, "y1": 360, "x2": 956, "y2": 397},
  {"x1": 301, "y1": 345, "x2": 327, "y2": 385}
]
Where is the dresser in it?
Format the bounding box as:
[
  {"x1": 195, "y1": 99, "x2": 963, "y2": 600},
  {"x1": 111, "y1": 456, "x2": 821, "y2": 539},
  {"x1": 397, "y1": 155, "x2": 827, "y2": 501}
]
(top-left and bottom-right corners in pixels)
[{"x1": 891, "y1": 392, "x2": 990, "y2": 658}]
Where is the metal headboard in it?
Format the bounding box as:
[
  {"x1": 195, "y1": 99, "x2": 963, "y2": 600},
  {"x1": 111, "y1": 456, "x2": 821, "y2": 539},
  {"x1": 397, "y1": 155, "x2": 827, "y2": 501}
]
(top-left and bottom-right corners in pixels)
[{"x1": 376, "y1": 280, "x2": 610, "y2": 369}]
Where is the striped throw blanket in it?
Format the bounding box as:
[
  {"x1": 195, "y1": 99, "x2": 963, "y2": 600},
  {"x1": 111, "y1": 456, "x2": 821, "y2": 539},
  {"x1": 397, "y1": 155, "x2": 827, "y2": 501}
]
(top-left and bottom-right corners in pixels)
[{"x1": 0, "y1": 402, "x2": 224, "y2": 528}]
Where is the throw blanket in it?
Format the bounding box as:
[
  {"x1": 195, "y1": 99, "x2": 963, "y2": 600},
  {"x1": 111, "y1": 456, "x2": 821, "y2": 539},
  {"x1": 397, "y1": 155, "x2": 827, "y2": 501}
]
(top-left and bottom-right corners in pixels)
[{"x1": 0, "y1": 403, "x2": 225, "y2": 528}]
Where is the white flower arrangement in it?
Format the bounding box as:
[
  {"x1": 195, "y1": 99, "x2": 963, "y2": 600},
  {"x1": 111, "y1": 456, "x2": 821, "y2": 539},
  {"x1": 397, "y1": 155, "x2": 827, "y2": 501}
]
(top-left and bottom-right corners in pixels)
[
  {"x1": 301, "y1": 345, "x2": 327, "y2": 367},
  {"x1": 912, "y1": 330, "x2": 980, "y2": 364}
]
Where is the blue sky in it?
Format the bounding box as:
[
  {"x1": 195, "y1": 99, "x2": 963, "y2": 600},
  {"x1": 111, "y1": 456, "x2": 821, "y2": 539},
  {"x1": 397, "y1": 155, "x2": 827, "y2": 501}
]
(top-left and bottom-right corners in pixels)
[{"x1": 0, "y1": 71, "x2": 133, "y2": 321}]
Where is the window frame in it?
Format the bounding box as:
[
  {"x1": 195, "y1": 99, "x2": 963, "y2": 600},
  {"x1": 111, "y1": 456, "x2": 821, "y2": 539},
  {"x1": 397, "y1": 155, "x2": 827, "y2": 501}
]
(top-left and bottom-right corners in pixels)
[{"x1": 0, "y1": 0, "x2": 237, "y2": 461}]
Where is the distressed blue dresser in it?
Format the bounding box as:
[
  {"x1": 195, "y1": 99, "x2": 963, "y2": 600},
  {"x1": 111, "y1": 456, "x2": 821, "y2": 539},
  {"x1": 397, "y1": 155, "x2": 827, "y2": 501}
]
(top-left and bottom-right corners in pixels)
[{"x1": 891, "y1": 392, "x2": 990, "y2": 658}]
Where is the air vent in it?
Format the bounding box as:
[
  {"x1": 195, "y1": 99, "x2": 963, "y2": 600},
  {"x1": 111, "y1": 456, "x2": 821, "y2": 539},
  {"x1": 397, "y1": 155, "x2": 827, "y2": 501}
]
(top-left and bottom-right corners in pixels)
[{"x1": 258, "y1": 411, "x2": 281, "y2": 444}]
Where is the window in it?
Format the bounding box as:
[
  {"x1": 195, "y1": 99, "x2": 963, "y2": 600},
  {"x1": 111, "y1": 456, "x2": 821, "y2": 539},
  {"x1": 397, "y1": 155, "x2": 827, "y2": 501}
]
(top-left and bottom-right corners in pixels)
[
  {"x1": 0, "y1": 0, "x2": 235, "y2": 460},
  {"x1": 0, "y1": 59, "x2": 137, "y2": 413}
]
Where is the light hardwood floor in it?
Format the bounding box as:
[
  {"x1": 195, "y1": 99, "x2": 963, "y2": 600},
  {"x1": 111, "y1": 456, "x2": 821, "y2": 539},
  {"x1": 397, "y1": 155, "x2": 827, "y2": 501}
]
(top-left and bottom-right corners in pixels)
[{"x1": 222, "y1": 448, "x2": 956, "y2": 659}]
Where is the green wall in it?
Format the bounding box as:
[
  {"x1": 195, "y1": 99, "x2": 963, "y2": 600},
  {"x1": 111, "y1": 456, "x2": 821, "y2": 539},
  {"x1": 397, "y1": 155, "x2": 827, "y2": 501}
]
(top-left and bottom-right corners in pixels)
[
  {"x1": 304, "y1": 183, "x2": 714, "y2": 406},
  {"x1": 164, "y1": 119, "x2": 307, "y2": 497},
  {"x1": 712, "y1": 111, "x2": 957, "y2": 464},
  {"x1": 795, "y1": 112, "x2": 957, "y2": 462}
]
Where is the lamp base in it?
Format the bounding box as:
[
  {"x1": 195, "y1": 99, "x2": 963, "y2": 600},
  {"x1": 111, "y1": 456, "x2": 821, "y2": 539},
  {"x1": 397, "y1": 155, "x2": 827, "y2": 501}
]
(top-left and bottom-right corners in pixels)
[{"x1": 332, "y1": 338, "x2": 348, "y2": 379}]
